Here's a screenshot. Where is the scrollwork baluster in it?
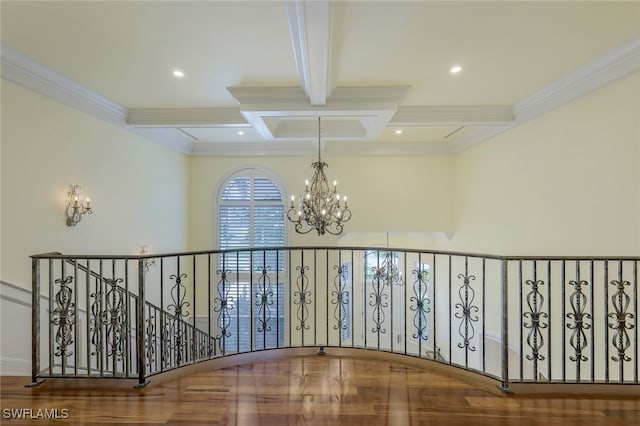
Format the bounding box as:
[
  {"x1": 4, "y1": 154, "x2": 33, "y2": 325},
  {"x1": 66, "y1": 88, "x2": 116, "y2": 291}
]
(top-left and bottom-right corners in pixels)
[
  {"x1": 410, "y1": 269, "x2": 431, "y2": 341},
  {"x1": 255, "y1": 267, "x2": 273, "y2": 334},
  {"x1": 454, "y1": 273, "x2": 478, "y2": 352},
  {"x1": 168, "y1": 273, "x2": 190, "y2": 365},
  {"x1": 566, "y1": 280, "x2": 592, "y2": 364},
  {"x1": 294, "y1": 265, "x2": 311, "y2": 332},
  {"x1": 102, "y1": 278, "x2": 126, "y2": 362},
  {"x1": 523, "y1": 279, "x2": 548, "y2": 363},
  {"x1": 608, "y1": 280, "x2": 634, "y2": 366},
  {"x1": 214, "y1": 270, "x2": 235, "y2": 339},
  {"x1": 331, "y1": 265, "x2": 349, "y2": 332},
  {"x1": 369, "y1": 263, "x2": 389, "y2": 334},
  {"x1": 51, "y1": 276, "x2": 76, "y2": 358}
]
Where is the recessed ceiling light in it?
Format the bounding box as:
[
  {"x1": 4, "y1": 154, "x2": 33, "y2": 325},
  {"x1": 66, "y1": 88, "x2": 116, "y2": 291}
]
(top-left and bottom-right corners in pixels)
[
  {"x1": 237, "y1": 130, "x2": 245, "y2": 135},
  {"x1": 395, "y1": 129, "x2": 403, "y2": 135},
  {"x1": 173, "y1": 69, "x2": 185, "y2": 78},
  {"x1": 450, "y1": 65, "x2": 462, "y2": 74}
]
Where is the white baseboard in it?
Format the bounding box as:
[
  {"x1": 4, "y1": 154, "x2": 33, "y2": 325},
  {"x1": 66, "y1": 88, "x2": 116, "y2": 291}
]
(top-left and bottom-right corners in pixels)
[{"x1": 0, "y1": 356, "x2": 30, "y2": 376}]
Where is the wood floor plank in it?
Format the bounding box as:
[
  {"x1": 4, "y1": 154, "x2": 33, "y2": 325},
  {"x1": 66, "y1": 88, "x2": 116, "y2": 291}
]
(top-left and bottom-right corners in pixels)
[{"x1": 1, "y1": 355, "x2": 638, "y2": 425}]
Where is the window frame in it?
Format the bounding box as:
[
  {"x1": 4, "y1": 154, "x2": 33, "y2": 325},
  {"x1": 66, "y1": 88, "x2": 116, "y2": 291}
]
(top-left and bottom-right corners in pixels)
[
  {"x1": 215, "y1": 167, "x2": 287, "y2": 352},
  {"x1": 215, "y1": 166, "x2": 288, "y2": 252}
]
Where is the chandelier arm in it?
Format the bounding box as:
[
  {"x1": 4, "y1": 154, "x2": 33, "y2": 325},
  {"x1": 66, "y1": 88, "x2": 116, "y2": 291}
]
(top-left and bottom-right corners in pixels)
[
  {"x1": 324, "y1": 223, "x2": 344, "y2": 236},
  {"x1": 295, "y1": 223, "x2": 315, "y2": 235}
]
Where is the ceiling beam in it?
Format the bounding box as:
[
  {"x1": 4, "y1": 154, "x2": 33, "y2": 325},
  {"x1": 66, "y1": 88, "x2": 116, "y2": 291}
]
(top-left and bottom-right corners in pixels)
[
  {"x1": 286, "y1": 0, "x2": 334, "y2": 106},
  {"x1": 127, "y1": 107, "x2": 247, "y2": 127},
  {"x1": 390, "y1": 106, "x2": 514, "y2": 126}
]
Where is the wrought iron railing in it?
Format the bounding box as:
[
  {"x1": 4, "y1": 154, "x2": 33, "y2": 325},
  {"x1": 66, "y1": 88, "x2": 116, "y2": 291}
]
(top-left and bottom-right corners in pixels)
[{"x1": 30, "y1": 248, "x2": 638, "y2": 390}]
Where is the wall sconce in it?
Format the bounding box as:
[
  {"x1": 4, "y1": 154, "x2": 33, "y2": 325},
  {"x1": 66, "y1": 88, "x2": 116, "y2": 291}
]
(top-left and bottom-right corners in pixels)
[{"x1": 66, "y1": 185, "x2": 92, "y2": 226}]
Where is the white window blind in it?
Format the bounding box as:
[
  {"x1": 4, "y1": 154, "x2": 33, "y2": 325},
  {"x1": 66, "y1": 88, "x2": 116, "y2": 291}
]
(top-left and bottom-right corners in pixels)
[
  {"x1": 219, "y1": 175, "x2": 285, "y2": 272},
  {"x1": 218, "y1": 171, "x2": 286, "y2": 351}
]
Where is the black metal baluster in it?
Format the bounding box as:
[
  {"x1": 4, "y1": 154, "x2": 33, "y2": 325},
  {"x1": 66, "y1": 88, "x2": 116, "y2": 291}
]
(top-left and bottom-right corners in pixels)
[
  {"x1": 455, "y1": 256, "x2": 478, "y2": 370},
  {"x1": 236, "y1": 252, "x2": 240, "y2": 353},
  {"x1": 158, "y1": 258, "x2": 164, "y2": 371},
  {"x1": 433, "y1": 255, "x2": 437, "y2": 362},
  {"x1": 499, "y1": 259, "x2": 509, "y2": 392},
  {"x1": 410, "y1": 256, "x2": 430, "y2": 359},
  {"x1": 294, "y1": 251, "x2": 311, "y2": 346},
  {"x1": 590, "y1": 260, "x2": 595, "y2": 383},
  {"x1": 390, "y1": 251, "x2": 394, "y2": 354},
  {"x1": 313, "y1": 249, "x2": 317, "y2": 347},
  {"x1": 634, "y1": 260, "x2": 638, "y2": 383},
  {"x1": 85, "y1": 260, "x2": 91, "y2": 377},
  {"x1": 481, "y1": 258, "x2": 486, "y2": 374},
  {"x1": 567, "y1": 262, "x2": 591, "y2": 382},
  {"x1": 404, "y1": 252, "x2": 408, "y2": 356},
  {"x1": 73, "y1": 259, "x2": 78, "y2": 376},
  {"x1": 276, "y1": 250, "x2": 280, "y2": 349},
  {"x1": 250, "y1": 251, "x2": 254, "y2": 352},
  {"x1": 608, "y1": 260, "x2": 634, "y2": 383},
  {"x1": 326, "y1": 250, "x2": 329, "y2": 349},
  {"x1": 350, "y1": 250, "x2": 354, "y2": 349},
  {"x1": 288, "y1": 250, "x2": 292, "y2": 348},
  {"x1": 30, "y1": 258, "x2": 41, "y2": 385},
  {"x1": 136, "y1": 259, "x2": 147, "y2": 386},
  {"x1": 604, "y1": 260, "x2": 609, "y2": 382},
  {"x1": 561, "y1": 260, "x2": 566, "y2": 382},
  {"x1": 547, "y1": 260, "x2": 552, "y2": 382},
  {"x1": 207, "y1": 253, "x2": 212, "y2": 357},
  {"x1": 448, "y1": 255, "x2": 452, "y2": 365},
  {"x1": 519, "y1": 259, "x2": 523, "y2": 381},
  {"x1": 523, "y1": 261, "x2": 548, "y2": 383}
]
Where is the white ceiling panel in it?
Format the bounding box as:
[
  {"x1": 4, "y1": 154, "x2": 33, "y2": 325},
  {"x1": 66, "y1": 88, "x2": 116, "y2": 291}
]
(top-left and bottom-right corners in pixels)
[{"x1": 2, "y1": 0, "x2": 638, "y2": 155}]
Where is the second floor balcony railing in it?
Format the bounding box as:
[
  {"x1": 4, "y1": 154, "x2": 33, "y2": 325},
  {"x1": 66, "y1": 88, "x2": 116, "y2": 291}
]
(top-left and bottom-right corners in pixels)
[{"x1": 30, "y1": 247, "x2": 639, "y2": 390}]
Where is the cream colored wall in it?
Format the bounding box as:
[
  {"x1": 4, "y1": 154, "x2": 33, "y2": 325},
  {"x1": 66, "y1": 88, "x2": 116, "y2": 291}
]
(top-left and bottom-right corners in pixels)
[
  {"x1": 0, "y1": 81, "x2": 189, "y2": 290},
  {"x1": 188, "y1": 155, "x2": 454, "y2": 250},
  {"x1": 447, "y1": 72, "x2": 640, "y2": 256}
]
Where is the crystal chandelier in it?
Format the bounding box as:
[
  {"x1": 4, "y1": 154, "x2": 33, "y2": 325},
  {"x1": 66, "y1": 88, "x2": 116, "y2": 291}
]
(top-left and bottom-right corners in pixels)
[{"x1": 287, "y1": 117, "x2": 352, "y2": 235}]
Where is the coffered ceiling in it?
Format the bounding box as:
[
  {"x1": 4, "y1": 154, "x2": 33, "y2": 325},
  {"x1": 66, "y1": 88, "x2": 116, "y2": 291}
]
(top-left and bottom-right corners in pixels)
[{"x1": 2, "y1": 1, "x2": 639, "y2": 156}]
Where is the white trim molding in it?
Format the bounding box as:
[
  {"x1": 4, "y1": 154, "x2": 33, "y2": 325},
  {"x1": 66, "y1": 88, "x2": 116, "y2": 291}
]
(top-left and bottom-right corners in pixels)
[
  {"x1": 449, "y1": 34, "x2": 640, "y2": 153},
  {"x1": 3, "y1": 34, "x2": 638, "y2": 157},
  {"x1": 1, "y1": 45, "x2": 127, "y2": 125}
]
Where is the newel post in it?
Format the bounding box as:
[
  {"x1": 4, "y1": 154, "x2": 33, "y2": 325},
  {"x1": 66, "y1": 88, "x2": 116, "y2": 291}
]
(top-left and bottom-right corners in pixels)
[
  {"x1": 499, "y1": 258, "x2": 512, "y2": 393},
  {"x1": 27, "y1": 258, "x2": 44, "y2": 387},
  {"x1": 134, "y1": 259, "x2": 149, "y2": 387}
]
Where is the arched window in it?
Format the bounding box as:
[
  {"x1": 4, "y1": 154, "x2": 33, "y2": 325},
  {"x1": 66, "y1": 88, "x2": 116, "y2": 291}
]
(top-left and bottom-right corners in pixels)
[
  {"x1": 217, "y1": 169, "x2": 285, "y2": 351},
  {"x1": 218, "y1": 170, "x2": 285, "y2": 267}
]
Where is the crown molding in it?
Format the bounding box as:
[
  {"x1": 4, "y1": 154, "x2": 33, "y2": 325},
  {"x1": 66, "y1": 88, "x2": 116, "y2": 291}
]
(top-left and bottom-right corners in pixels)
[
  {"x1": 1, "y1": 44, "x2": 127, "y2": 124},
  {"x1": 514, "y1": 34, "x2": 640, "y2": 122},
  {"x1": 448, "y1": 34, "x2": 640, "y2": 153}
]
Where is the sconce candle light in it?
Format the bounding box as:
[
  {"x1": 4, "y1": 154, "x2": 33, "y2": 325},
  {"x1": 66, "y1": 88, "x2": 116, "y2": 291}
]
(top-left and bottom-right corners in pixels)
[{"x1": 66, "y1": 185, "x2": 92, "y2": 226}]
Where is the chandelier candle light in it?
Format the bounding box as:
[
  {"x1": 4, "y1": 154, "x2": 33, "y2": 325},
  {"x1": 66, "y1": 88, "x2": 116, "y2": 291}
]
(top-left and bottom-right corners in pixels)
[{"x1": 287, "y1": 117, "x2": 352, "y2": 235}]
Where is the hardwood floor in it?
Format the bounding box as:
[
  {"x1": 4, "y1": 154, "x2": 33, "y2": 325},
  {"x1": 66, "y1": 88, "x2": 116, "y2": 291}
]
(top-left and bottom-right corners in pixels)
[{"x1": 1, "y1": 354, "x2": 638, "y2": 425}]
